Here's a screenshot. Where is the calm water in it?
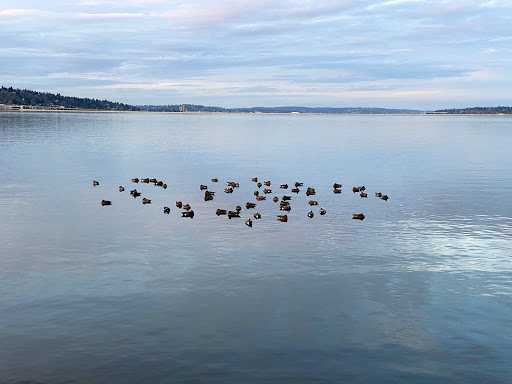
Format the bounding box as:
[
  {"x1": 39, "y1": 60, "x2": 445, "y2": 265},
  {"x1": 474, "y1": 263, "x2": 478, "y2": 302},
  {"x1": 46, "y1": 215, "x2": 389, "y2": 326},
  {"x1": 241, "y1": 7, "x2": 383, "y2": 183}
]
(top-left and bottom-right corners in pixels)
[{"x1": 1, "y1": 112, "x2": 511, "y2": 383}]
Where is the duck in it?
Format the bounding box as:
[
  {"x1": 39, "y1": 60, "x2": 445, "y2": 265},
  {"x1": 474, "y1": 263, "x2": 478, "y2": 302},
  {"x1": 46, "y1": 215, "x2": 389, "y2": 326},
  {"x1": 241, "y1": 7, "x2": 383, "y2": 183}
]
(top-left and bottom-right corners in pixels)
[
  {"x1": 254, "y1": 190, "x2": 259, "y2": 196},
  {"x1": 291, "y1": 188, "x2": 300, "y2": 194},
  {"x1": 163, "y1": 206, "x2": 170, "y2": 214},
  {"x1": 352, "y1": 213, "x2": 365, "y2": 220},
  {"x1": 130, "y1": 189, "x2": 141, "y2": 197},
  {"x1": 101, "y1": 200, "x2": 111, "y2": 206},
  {"x1": 224, "y1": 187, "x2": 234, "y2": 193},
  {"x1": 295, "y1": 182, "x2": 303, "y2": 187},
  {"x1": 235, "y1": 205, "x2": 242, "y2": 212},
  {"x1": 282, "y1": 195, "x2": 292, "y2": 201},
  {"x1": 246, "y1": 202, "x2": 256, "y2": 209},
  {"x1": 182, "y1": 203, "x2": 191, "y2": 211},
  {"x1": 227, "y1": 211, "x2": 240, "y2": 218},
  {"x1": 93, "y1": 180, "x2": 100, "y2": 186},
  {"x1": 176, "y1": 201, "x2": 183, "y2": 208},
  {"x1": 200, "y1": 184, "x2": 208, "y2": 190},
  {"x1": 280, "y1": 184, "x2": 288, "y2": 189},
  {"x1": 131, "y1": 178, "x2": 139, "y2": 183},
  {"x1": 306, "y1": 187, "x2": 316, "y2": 196},
  {"x1": 352, "y1": 187, "x2": 360, "y2": 193},
  {"x1": 308, "y1": 200, "x2": 318, "y2": 206},
  {"x1": 204, "y1": 191, "x2": 215, "y2": 196},
  {"x1": 280, "y1": 205, "x2": 291, "y2": 211},
  {"x1": 279, "y1": 200, "x2": 290, "y2": 207},
  {"x1": 119, "y1": 186, "x2": 125, "y2": 192},
  {"x1": 380, "y1": 195, "x2": 389, "y2": 201},
  {"x1": 273, "y1": 196, "x2": 279, "y2": 202},
  {"x1": 245, "y1": 218, "x2": 252, "y2": 227},
  {"x1": 264, "y1": 181, "x2": 271, "y2": 186},
  {"x1": 252, "y1": 177, "x2": 258, "y2": 182},
  {"x1": 333, "y1": 183, "x2": 342, "y2": 189},
  {"x1": 155, "y1": 181, "x2": 163, "y2": 186},
  {"x1": 141, "y1": 178, "x2": 150, "y2": 183},
  {"x1": 216, "y1": 209, "x2": 227, "y2": 215},
  {"x1": 162, "y1": 183, "x2": 167, "y2": 189},
  {"x1": 360, "y1": 192, "x2": 368, "y2": 198},
  {"x1": 319, "y1": 208, "x2": 326, "y2": 215},
  {"x1": 149, "y1": 178, "x2": 157, "y2": 183},
  {"x1": 375, "y1": 192, "x2": 382, "y2": 197},
  {"x1": 333, "y1": 188, "x2": 341, "y2": 194},
  {"x1": 255, "y1": 195, "x2": 266, "y2": 201},
  {"x1": 277, "y1": 215, "x2": 288, "y2": 222},
  {"x1": 182, "y1": 210, "x2": 194, "y2": 218},
  {"x1": 142, "y1": 198, "x2": 151, "y2": 204},
  {"x1": 253, "y1": 212, "x2": 261, "y2": 219},
  {"x1": 263, "y1": 188, "x2": 272, "y2": 194},
  {"x1": 307, "y1": 210, "x2": 314, "y2": 218},
  {"x1": 211, "y1": 178, "x2": 218, "y2": 182},
  {"x1": 204, "y1": 194, "x2": 214, "y2": 201},
  {"x1": 257, "y1": 182, "x2": 262, "y2": 188}
]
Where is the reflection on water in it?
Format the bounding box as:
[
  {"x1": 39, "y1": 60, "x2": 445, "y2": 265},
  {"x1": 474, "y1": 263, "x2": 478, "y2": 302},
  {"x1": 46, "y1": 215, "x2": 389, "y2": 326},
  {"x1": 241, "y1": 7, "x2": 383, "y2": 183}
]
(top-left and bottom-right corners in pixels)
[{"x1": 1, "y1": 112, "x2": 512, "y2": 383}]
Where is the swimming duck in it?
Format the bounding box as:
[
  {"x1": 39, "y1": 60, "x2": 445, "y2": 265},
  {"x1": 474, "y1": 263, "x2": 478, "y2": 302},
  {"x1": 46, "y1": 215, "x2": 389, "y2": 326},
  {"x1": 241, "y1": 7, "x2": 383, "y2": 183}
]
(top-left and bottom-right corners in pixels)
[
  {"x1": 93, "y1": 180, "x2": 99, "y2": 186},
  {"x1": 246, "y1": 202, "x2": 256, "y2": 209},
  {"x1": 375, "y1": 192, "x2": 382, "y2": 197},
  {"x1": 352, "y1": 213, "x2": 365, "y2": 220},
  {"x1": 380, "y1": 195, "x2": 389, "y2": 201},
  {"x1": 228, "y1": 211, "x2": 240, "y2": 218},
  {"x1": 291, "y1": 188, "x2": 300, "y2": 194},
  {"x1": 280, "y1": 205, "x2": 291, "y2": 211},
  {"x1": 307, "y1": 210, "x2": 314, "y2": 218},
  {"x1": 163, "y1": 207, "x2": 170, "y2": 214},
  {"x1": 176, "y1": 201, "x2": 183, "y2": 208},
  {"x1": 101, "y1": 200, "x2": 111, "y2": 206},
  {"x1": 204, "y1": 194, "x2": 214, "y2": 201},
  {"x1": 252, "y1": 177, "x2": 258, "y2": 182},
  {"x1": 142, "y1": 198, "x2": 151, "y2": 204},
  {"x1": 273, "y1": 196, "x2": 279, "y2": 202},
  {"x1": 257, "y1": 182, "x2": 262, "y2": 188},
  {"x1": 254, "y1": 190, "x2": 259, "y2": 196},
  {"x1": 211, "y1": 178, "x2": 218, "y2": 182},
  {"x1": 263, "y1": 188, "x2": 272, "y2": 194},
  {"x1": 255, "y1": 195, "x2": 266, "y2": 201},
  {"x1": 235, "y1": 205, "x2": 242, "y2": 212},
  {"x1": 280, "y1": 201, "x2": 290, "y2": 207},
  {"x1": 216, "y1": 209, "x2": 227, "y2": 215},
  {"x1": 280, "y1": 184, "x2": 288, "y2": 189},
  {"x1": 200, "y1": 185, "x2": 208, "y2": 190},
  {"x1": 155, "y1": 181, "x2": 163, "y2": 186},
  {"x1": 182, "y1": 210, "x2": 194, "y2": 218},
  {"x1": 131, "y1": 178, "x2": 139, "y2": 183},
  {"x1": 282, "y1": 195, "x2": 292, "y2": 201},
  {"x1": 119, "y1": 186, "x2": 125, "y2": 192},
  {"x1": 352, "y1": 187, "x2": 360, "y2": 193},
  {"x1": 308, "y1": 200, "x2": 318, "y2": 206},
  {"x1": 182, "y1": 203, "x2": 191, "y2": 211},
  {"x1": 149, "y1": 178, "x2": 157, "y2": 183},
  {"x1": 162, "y1": 184, "x2": 167, "y2": 189},
  {"x1": 333, "y1": 188, "x2": 341, "y2": 194},
  {"x1": 295, "y1": 182, "x2": 303, "y2": 187},
  {"x1": 245, "y1": 218, "x2": 252, "y2": 227},
  {"x1": 224, "y1": 187, "x2": 234, "y2": 193},
  {"x1": 319, "y1": 208, "x2": 326, "y2": 215},
  {"x1": 205, "y1": 191, "x2": 215, "y2": 196},
  {"x1": 253, "y1": 212, "x2": 261, "y2": 219},
  {"x1": 360, "y1": 192, "x2": 368, "y2": 198},
  {"x1": 333, "y1": 183, "x2": 342, "y2": 189},
  {"x1": 277, "y1": 215, "x2": 288, "y2": 222},
  {"x1": 141, "y1": 178, "x2": 150, "y2": 183},
  {"x1": 130, "y1": 189, "x2": 141, "y2": 197},
  {"x1": 264, "y1": 181, "x2": 271, "y2": 186}
]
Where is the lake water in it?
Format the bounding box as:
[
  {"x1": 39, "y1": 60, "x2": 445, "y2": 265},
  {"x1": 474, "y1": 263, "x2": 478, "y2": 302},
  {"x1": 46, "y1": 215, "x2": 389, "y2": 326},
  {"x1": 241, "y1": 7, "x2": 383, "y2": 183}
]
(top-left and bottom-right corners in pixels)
[{"x1": 1, "y1": 112, "x2": 511, "y2": 383}]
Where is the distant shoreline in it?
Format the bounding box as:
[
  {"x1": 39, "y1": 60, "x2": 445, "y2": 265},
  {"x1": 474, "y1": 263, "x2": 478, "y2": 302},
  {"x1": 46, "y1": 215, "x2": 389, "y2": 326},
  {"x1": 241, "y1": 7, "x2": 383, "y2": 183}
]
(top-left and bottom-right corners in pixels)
[{"x1": 0, "y1": 106, "x2": 510, "y2": 117}]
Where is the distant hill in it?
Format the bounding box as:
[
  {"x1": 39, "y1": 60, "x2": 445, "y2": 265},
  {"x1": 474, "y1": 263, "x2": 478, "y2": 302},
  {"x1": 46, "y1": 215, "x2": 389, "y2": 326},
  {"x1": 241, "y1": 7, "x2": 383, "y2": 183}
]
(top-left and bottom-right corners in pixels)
[
  {"x1": 140, "y1": 104, "x2": 423, "y2": 114},
  {"x1": 0, "y1": 86, "x2": 140, "y2": 111},
  {"x1": 435, "y1": 106, "x2": 512, "y2": 114}
]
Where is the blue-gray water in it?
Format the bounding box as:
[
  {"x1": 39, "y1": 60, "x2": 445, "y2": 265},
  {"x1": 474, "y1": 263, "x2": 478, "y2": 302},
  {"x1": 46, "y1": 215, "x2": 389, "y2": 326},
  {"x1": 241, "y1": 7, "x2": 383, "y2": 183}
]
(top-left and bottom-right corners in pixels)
[{"x1": 1, "y1": 112, "x2": 511, "y2": 383}]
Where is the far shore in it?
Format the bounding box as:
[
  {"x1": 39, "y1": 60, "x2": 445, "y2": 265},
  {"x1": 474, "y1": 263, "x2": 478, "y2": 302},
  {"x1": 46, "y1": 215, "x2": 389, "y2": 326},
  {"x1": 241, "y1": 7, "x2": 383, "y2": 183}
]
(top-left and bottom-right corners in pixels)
[{"x1": 0, "y1": 105, "x2": 510, "y2": 117}]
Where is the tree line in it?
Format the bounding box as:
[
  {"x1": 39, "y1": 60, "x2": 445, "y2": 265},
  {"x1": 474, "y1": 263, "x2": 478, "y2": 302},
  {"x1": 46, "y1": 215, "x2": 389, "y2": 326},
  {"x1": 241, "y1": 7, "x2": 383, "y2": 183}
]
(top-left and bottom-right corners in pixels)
[
  {"x1": 0, "y1": 86, "x2": 140, "y2": 111},
  {"x1": 436, "y1": 106, "x2": 512, "y2": 114}
]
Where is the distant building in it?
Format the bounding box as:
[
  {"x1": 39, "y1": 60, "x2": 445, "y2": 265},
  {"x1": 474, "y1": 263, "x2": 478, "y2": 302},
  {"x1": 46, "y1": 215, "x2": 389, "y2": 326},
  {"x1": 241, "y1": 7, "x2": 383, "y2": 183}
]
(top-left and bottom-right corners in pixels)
[{"x1": 179, "y1": 104, "x2": 186, "y2": 112}]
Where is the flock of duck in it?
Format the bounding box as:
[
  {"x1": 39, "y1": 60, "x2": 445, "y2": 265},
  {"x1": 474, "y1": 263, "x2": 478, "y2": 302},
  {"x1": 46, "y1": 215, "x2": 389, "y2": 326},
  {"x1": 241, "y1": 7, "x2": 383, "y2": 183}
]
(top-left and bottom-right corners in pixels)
[{"x1": 95, "y1": 177, "x2": 389, "y2": 227}]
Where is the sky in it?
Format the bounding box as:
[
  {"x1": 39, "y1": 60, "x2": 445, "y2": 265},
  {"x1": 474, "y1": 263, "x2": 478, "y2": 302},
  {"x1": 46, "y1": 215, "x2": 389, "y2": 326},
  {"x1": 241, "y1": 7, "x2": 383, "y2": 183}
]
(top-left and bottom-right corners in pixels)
[{"x1": 1, "y1": 0, "x2": 511, "y2": 109}]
